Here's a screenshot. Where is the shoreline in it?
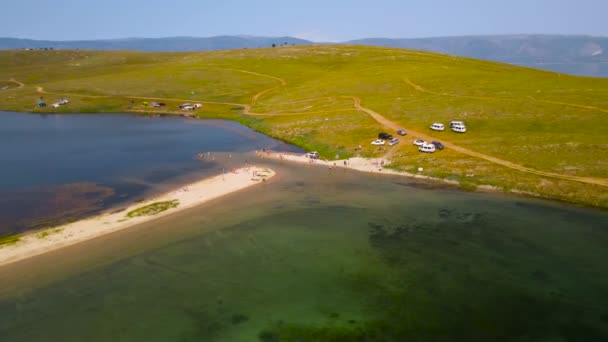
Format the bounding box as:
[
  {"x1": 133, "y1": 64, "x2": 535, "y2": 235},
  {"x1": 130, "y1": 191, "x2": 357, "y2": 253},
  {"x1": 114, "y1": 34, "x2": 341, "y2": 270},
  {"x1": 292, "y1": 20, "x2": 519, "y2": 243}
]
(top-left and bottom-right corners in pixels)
[
  {"x1": 257, "y1": 151, "x2": 517, "y2": 194},
  {"x1": 258, "y1": 151, "x2": 608, "y2": 209},
  {"x1": 0, "y1": 166, "x2": 275, "y2": 267},
  {"x1": 5, "y1": 111, "x2": 604, "y2": 210}
]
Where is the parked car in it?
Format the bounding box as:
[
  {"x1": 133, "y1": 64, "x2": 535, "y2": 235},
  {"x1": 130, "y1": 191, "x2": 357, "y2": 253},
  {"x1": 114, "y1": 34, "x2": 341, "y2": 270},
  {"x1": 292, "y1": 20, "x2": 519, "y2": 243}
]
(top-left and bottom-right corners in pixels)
[
  {"x1": 419, "y1": 143, "x2": 436, "y2": 153},
  {"x1": 181, "y1": 106, "x2": 195, "y2": 111},
  {"x1": 378, "y1": 132, "x2": 393, "y2": 140},
  {"x1": 179, "y1": 103, "x2": 192, "y2": 109},
  {"x1": 450, "y1": 120, "x2": 465, "y2": 128},
  {"x1": 193, "y1": 103, "x2": 203, "y2": 109},
  {"x1": 371, "y1": 139, "x2": 386, "y2": 146},
  {"x1": 431, "y1": 141, "x2": 445, "y2": 150},
  {"x1": 430, "y1": 123, "x2": 445, "y2": 131},
  {"x1": 388, "y1": 138, "x2": 399, "y2": 146},
  {"x1": 396, "y1": 129, "x2": 407, "y2": 136},
  {"x1": 413, "y1": 139, "x2": 426, "y2": 146},
  {"x1": 305, "y1": 151, "x2": 319, "y2": 159},
  {"x1": 452, "y1": 124, "x2": 467, "y2": 133}
]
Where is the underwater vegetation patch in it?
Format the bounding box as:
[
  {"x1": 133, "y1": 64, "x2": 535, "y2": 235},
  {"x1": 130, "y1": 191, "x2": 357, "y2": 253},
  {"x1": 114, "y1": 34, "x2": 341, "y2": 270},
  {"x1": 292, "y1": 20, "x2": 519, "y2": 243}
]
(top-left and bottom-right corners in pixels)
[
  {"x1": 126, "y1": 199, "x2": 179, "y2": 218},
  {"x1": 0, "y1": 233, "x2": 20, "y2": 247}
]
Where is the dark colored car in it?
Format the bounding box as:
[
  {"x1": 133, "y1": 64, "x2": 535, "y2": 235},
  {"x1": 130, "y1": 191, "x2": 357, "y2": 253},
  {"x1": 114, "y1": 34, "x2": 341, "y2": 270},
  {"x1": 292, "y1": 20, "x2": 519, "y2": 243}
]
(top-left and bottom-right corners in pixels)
[
  {"x1": 431, "y1": 141, "x2": 445, "y2": 150},
  {"x1": 378, "y1": 132, "x2": 393, "y2": 140},
  {"x1": 397, "y1": 129, "x2": 407, "y2": 136}
]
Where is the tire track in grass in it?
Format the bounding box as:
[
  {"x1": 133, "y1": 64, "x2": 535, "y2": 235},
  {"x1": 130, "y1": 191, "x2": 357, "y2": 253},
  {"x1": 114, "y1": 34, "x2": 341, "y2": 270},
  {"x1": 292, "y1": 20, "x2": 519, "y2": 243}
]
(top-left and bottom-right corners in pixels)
[
  {"x1": 24, "y1": 75, "x2": 608, "y2": 187},
  {"x1": 348, "y1": 95, "x2": 608, "y2": 187},
  {"x1": 404, "y1": 78, "x2": 608, "y2": 113}
]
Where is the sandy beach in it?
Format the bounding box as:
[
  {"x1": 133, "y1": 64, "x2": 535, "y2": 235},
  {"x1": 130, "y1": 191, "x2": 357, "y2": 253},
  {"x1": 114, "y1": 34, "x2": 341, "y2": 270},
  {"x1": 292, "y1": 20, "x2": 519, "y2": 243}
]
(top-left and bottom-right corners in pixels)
[
  {"x1": 257, "y1": 150, "x2": 463, "y2": 185},
  {"x1": 0, "y1": 166, "x2": 274, "y2": 267}
]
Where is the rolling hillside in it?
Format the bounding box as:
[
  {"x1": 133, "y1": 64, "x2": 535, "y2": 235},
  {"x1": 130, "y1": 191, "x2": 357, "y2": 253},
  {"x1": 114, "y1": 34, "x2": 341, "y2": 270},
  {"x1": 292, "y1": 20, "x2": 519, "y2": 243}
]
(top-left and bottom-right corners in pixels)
[
  {"x1": 1, "y1": 45, "x2": 607, "y2": 207},
  {"x1": 2, "y1": 35, "x2": 607, "y2": 76}
]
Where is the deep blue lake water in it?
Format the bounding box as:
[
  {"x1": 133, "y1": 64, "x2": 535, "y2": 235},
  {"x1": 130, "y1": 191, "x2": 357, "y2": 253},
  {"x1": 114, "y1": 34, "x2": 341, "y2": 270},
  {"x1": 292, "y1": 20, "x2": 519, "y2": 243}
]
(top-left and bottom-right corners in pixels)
[{"x1": 0, "y1": 111, "x2": 301, "y2": 233}]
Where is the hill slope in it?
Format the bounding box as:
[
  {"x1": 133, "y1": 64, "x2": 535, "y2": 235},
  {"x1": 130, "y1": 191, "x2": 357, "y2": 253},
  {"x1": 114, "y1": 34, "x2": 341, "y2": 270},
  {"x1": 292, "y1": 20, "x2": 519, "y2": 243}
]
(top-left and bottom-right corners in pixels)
[
  {"x1": 1, "y1": 45, "x2": 607, "y2": 207},
  {"x1": 2, "y1": 35, "x2": 607, "y2": 76}
]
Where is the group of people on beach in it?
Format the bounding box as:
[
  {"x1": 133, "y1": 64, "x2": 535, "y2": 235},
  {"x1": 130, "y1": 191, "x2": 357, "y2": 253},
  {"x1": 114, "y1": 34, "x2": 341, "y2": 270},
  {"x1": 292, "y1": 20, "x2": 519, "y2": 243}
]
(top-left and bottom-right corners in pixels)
[{"x1": 176, "y1": 187, "x2": 190, "y2": 194}]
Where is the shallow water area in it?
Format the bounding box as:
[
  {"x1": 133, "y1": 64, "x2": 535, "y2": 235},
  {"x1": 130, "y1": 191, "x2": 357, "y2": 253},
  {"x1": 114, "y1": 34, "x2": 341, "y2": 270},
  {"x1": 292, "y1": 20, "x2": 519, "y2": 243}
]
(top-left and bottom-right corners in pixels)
[{"x1": 1, "y1": 159, "x2": 607, "y2": 341}]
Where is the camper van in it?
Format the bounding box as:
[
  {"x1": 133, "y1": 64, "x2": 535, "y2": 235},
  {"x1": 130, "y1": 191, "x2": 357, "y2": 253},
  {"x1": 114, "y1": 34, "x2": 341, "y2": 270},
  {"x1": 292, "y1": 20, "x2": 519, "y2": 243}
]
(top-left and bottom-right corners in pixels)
[
  {"x1": 452, "y1": 125, "x2": 467, "y2": 133},
  {"x1": 450, "y1": 120, "x2": 467, "y2": 133},
  {"x1": 419, "y1": 143, "x2": 436, "y2": 153},
  {"x1": 430, "y1": 123, "x2": 445, "y2": 131},
  {"x1": 450, "y1": 121, "x2": 464, "y2": 128}
]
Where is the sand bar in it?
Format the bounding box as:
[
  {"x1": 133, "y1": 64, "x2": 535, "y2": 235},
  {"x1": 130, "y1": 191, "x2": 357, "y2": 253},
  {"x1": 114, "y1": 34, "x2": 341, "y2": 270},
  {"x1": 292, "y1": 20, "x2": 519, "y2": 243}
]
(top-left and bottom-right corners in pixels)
[{"x1": 0, "y1": 166, "x2": 274, "y2": 267}]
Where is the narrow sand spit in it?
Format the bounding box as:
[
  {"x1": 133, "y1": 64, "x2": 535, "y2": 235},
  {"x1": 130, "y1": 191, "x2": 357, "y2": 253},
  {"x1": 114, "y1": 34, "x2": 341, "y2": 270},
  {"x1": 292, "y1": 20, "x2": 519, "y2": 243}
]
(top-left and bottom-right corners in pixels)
[{"x1": 0, "y1": 166, "x2": 274, "y2": 267}]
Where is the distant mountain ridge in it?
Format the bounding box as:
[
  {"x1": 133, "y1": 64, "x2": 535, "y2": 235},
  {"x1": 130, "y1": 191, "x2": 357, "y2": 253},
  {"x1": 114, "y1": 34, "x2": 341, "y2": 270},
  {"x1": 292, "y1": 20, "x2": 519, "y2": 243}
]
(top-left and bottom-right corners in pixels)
[
  {"x1": 0, "y1": 36, "x2": 312, "y2": 52},
  {"x1": 346, "y1": 35, "x2": 608, "y2": 77},
  {"x1": 1, "y1": 34, "x2": 607, "y2": 77}
]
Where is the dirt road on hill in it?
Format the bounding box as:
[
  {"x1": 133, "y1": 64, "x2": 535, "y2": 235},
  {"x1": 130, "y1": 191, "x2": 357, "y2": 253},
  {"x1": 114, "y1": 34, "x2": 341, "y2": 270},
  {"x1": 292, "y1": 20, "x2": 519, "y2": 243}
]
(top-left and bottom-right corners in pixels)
[
  {"x1": 1, "y1": 79, "x2": 24, "y2": 90},
  {"x1": 349, "y1": 96, "x2": 608, "y2": 187},
  {"x1": 22, "y1": 76, "x2": 608, "y2": 187},
  {"x1": 10, "y1": 79, "x2": 24, "y2": 88},
  {"x1": 404, "y1": 78, "x2": 608, "y2": 113}
]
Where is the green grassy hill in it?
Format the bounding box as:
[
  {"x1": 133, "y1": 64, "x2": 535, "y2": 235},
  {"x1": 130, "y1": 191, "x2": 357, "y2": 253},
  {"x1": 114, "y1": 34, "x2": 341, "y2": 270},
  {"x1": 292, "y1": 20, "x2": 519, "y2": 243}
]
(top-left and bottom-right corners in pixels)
[{"x1": 1, "y1": 45, "x2": 607, "y2": 207}]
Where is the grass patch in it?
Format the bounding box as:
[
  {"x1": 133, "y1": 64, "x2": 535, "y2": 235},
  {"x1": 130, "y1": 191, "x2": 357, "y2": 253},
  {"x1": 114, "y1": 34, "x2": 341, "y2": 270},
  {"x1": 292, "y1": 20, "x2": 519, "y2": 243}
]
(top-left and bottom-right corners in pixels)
[
  {"x1": 36, "y1": 228, "x2": 64, "y2": 239},
  {"x1": 0, "y1": 233, "x2": 21, "y2": 247},
  {"x1": 459, "y1": 182, "x2": 478, "y2": 192},
  {"x1": 126, "y1": 200, "x2": 180, "y2": 218}
]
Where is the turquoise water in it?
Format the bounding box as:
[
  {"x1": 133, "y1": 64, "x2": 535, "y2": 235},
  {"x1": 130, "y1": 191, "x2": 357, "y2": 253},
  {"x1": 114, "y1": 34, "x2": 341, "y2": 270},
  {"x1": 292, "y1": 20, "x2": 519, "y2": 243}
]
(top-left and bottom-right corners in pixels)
[{"x1": 1, "y1": 162, "x2": 607, "y2": 341}]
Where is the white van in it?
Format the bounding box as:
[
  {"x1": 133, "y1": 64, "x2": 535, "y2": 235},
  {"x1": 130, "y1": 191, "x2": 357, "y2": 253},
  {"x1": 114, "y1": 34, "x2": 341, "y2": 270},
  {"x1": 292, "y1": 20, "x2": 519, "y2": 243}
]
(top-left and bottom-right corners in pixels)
[
  {"x1": 419, "y1": 143, "x2": 436, "y2": 153},
  {"x1": 452, "y1": 125, "x2": 467, "y2": 133},
  {"x1": 305, "y1": 151, "x2": 319, "y2": 159},
  {"x1": 430, "y1": 123, "x2": 445, "y2": 131},
  {"x1": 450, "y1": 120, "x2": 464, "y2": 127}
]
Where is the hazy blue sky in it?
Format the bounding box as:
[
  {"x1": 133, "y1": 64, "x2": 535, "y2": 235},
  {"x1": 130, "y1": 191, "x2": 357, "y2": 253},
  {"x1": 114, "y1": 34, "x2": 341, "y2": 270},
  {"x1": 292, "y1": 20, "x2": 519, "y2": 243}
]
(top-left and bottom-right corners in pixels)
[{"x1": 2, "y1": 0, "x2": 606, "y2": 41}]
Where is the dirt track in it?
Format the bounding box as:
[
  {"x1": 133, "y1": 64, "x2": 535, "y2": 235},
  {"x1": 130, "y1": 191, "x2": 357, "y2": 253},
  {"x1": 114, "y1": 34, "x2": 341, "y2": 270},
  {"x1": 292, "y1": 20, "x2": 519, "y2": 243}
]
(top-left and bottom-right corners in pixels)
[
  {"x1": 22, "y1": 75, "x2": 608, "y2": 187},
  {"x1": 404, "y1": 78, "x2": 608, "y2": 114},
  {"x1": 348, "y1": 96, "x2": 608, "y2": 187},
  {"x1": 0, "y1": 79, "x2": 24, "y2": 90}
]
